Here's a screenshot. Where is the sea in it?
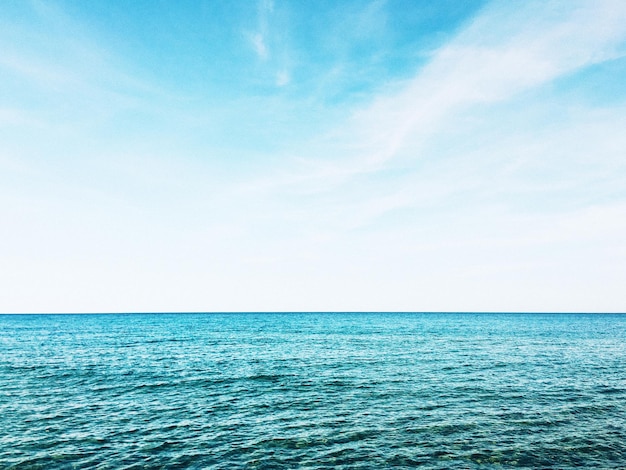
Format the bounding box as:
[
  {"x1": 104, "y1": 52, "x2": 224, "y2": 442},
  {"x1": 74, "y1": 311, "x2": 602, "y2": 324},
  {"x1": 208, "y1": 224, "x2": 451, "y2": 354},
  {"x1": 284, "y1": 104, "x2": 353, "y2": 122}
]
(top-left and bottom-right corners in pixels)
[{"x1": 1, "y1": 312, "x2": 625, "y2": 469}]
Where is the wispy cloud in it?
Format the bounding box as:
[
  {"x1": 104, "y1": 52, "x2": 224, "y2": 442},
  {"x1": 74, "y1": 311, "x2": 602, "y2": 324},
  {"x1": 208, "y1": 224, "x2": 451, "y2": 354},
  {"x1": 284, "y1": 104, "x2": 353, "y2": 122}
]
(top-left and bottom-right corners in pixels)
[
  {"x1": 2, "y1": 0, "x2": 626, "y2": 312},
  {"x1": 247, "y1": 0, "x2": 274, "y2": 60},
  {"x1": 244, "y1": 0, "x2": 297, "y2": 89},
  {"x1": 250, "y1": 32, "x2": 268, "y2": 60},
  {"x1": 234, "y1": 1, "x2": 626, "y2": 196},
  {"x1": 276, "y1": 69, "x2": 290, "y2": 87},
  {"x1": 341, "y1": 0, "x2": 626, "y2": 168},
  {"x1": 208, "y1": 0, "x2": 626, "y2": 309}
]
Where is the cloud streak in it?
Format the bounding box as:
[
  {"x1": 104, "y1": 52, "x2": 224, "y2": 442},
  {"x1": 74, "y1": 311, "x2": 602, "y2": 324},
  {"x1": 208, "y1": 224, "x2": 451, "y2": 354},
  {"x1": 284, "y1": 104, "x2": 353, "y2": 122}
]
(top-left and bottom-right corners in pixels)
[
  {"x1": 236, "y1": 0, "x2": 626, "y2": 217},
  {"x1": 345, "y1": 0, "x2": 626, "y2": 167},
  {"x1": 248, "y1": 0, "x2": 274, "y2": 60},
  {"x1": 1, "y1": 0, "x2": 626, "y2": 312}
]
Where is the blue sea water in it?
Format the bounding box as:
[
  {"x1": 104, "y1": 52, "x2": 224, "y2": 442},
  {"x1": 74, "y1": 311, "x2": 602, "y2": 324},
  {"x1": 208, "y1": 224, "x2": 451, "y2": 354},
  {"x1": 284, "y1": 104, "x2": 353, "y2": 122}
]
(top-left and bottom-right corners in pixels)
[{"x1": 1, "y1": 313, "x2": 625, "y2": 469}]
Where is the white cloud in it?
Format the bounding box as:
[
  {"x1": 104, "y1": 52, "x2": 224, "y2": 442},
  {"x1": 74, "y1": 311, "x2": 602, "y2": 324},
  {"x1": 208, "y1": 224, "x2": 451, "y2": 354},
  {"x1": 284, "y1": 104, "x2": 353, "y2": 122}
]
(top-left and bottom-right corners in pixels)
[
  {"x1": 248, "y1": 0, "x2": 275, "y2": 60},
  {"x1": 250, "y1": 32, "x2": 268, "y2": 60},
  {"x1": 276, "y1": 69, "x2": 290, "y2": 86},
  {"x1": 343, "y1": 0, "x2": 626, "y2": 167},
  {"x1": 238, "y1": 0, "x2": 626, "y2": 201},
  {"x1": 3, "y1": 0, "x2": 626, "y2": 312},
  {"x1": 180, "y1": 0, "x2": 626, "y2": 312}
]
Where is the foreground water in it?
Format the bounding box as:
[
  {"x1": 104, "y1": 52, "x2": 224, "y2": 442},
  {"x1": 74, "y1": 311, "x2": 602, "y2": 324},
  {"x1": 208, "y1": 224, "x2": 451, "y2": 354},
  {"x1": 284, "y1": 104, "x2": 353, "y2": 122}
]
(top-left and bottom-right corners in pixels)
[{"x1": 1, "y1": 313, "x2": 625, "y2": 469}]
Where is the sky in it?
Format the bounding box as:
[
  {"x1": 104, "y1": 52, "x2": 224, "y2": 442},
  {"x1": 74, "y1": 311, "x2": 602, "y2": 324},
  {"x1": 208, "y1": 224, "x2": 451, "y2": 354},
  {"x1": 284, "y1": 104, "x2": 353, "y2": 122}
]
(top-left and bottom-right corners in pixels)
[{"x1": 1, "y1": 0, "x2": 626, "y2": 313}]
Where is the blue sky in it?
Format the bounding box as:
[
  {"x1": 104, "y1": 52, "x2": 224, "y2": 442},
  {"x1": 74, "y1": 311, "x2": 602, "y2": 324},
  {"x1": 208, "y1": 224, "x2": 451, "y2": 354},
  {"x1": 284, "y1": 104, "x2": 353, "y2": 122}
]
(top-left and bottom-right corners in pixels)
[{"x1": 2, "y1": 0, "x2": 626, "y2": 313}]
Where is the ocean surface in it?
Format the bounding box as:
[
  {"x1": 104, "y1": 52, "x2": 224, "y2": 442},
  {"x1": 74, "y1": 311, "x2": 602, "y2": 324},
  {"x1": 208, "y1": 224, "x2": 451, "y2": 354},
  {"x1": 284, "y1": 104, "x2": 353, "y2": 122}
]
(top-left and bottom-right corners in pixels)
[{"x1": 1, "y1": 313, "x2": 625, "y2": 469}]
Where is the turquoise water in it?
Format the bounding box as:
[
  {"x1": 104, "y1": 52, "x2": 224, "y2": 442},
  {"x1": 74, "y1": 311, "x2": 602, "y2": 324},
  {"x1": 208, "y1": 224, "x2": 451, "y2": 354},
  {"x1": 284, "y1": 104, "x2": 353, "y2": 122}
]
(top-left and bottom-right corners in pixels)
[{"x1": 1, "y1": 313, "x2": 625, "y2": 469}]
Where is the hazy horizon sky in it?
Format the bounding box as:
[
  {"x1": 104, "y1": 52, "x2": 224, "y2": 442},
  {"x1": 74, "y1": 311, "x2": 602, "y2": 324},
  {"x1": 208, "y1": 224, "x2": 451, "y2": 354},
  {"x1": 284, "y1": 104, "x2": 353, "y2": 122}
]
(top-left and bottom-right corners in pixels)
[{"x1": 2, "y1": 0, "x2": 626, "y2": 313}]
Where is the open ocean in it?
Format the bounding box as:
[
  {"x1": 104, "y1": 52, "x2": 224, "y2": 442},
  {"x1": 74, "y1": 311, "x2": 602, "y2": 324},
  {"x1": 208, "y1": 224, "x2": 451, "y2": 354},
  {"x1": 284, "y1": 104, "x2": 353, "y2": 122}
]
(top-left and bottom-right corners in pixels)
[{"x1": 1, "y1": 312, "x2": 625, "y2": 469}]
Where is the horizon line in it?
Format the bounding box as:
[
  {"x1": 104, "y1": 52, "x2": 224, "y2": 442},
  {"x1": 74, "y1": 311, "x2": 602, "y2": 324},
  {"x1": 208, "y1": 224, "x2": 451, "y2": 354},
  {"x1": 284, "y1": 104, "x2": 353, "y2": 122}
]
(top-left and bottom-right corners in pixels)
[{"x1": 1, "y1": 311, "x2": 625, "y2": 315}]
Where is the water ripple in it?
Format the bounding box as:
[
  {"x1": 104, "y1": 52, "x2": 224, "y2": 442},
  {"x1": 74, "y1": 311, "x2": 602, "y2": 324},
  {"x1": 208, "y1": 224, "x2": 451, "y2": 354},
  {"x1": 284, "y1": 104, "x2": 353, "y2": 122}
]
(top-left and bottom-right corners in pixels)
[{"x1": 1, "y1": 313, "x2": 625, "y2": 468}]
